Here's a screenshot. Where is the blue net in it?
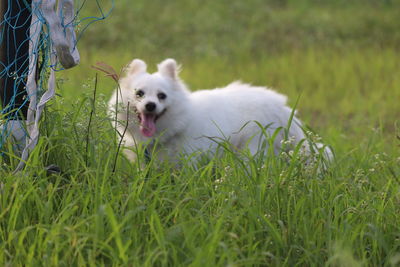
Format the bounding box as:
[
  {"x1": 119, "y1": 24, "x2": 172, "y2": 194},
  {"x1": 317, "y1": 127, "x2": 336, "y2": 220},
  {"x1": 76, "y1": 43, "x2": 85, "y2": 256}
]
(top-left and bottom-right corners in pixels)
[{"x1": 0, "y1": 0, "x2": 113, "y2": 163}]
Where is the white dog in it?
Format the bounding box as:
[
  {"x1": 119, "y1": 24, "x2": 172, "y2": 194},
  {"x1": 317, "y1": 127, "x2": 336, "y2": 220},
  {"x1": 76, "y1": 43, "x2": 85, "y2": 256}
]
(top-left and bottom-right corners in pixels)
[{"x1": 108, "y1": 58, "x2": 329, "y2": 163}]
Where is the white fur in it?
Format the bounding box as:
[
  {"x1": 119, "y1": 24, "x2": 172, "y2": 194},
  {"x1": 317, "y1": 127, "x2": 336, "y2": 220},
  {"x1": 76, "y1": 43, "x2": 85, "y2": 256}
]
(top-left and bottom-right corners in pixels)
[{"x1": 108, "y1": 58, "x2": 329, "y2": 163}]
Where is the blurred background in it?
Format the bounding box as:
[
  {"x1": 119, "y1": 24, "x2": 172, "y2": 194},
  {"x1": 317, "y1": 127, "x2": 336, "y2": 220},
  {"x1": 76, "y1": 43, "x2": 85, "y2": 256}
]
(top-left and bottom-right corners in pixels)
[
  {"x1": 78, "y1": 0, "x2": 400, "y2": 57},
  {"x1": 63, "y1": 0, "x2": 400, "y2": 153}
]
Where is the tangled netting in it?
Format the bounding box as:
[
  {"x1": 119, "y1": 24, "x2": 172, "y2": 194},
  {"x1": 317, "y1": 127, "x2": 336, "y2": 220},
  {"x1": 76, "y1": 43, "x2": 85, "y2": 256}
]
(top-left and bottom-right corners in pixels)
[{"x1": 0, "y1": 0, "x2": 113, "y2": 170}]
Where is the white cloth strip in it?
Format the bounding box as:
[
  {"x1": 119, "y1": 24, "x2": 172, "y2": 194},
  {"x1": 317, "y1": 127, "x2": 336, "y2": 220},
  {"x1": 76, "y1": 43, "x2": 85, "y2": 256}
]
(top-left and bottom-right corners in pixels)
[
  {"x1": 41, "y1": 0, "x2": 79, "y2": 69},
  {"x1": 15, "y1": 0, "x2": 80, "y2": 171}
]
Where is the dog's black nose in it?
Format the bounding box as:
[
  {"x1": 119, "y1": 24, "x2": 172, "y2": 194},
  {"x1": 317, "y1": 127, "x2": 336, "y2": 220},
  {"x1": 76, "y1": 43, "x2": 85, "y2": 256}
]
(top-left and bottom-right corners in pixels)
[{"x1": 145, "y1": 102, "x2": 156, "y2": 112}]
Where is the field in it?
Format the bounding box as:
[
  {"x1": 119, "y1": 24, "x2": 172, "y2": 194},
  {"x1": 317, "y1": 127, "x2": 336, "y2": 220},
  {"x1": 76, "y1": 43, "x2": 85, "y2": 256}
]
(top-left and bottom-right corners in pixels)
[{"x1": 1, "y1": 0, "x2": 400, "y2": 266}]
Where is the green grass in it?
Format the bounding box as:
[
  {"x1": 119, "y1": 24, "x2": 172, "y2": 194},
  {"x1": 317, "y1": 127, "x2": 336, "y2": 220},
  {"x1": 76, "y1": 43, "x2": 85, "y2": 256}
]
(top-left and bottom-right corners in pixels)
[{"x1": 1, "y1": 0, "x2": 400, "y2": 266}]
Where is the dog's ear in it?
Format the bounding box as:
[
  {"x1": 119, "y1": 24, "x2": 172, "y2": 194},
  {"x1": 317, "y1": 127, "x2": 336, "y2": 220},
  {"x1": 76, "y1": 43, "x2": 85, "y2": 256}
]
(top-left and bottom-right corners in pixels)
[
  {"x1": 126, "y1": 59, "x2": 147, "y2": 75},
  {"x1": 157, "y1": 58, "x2": 180, "y2": 80}
]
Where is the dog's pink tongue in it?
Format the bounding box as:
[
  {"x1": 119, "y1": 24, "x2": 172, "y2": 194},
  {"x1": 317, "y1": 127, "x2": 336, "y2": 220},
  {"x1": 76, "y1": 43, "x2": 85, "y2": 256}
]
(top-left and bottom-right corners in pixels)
[{"x1": 140, "y1": 113, "x2": 156, "y2": 137}]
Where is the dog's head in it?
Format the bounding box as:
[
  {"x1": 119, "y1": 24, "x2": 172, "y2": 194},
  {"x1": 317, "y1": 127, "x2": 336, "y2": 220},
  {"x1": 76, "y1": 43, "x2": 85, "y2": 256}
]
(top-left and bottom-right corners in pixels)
[{"x1": 120, "y1": 58, "x2": 188, "y2": 138}]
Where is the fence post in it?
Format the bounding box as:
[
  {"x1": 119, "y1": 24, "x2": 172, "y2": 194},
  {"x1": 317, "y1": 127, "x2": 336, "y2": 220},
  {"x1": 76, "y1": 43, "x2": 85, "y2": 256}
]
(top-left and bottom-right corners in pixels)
[
  {"x1": 0, "y1": 0, "x2": 31, "y2": 118},
  {"x1": 1, "y1": 0, "x2": 32, "y2": 153}
]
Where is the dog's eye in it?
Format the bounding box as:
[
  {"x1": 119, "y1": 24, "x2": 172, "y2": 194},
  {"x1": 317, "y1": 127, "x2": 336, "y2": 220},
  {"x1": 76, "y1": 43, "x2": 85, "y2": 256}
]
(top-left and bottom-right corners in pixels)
[
  {"x1": 158, "y1": 92, "x2": 167, "y2": 100},
  {"x1": 136, "y1": 90, "x2": 144, "y2": 98}
]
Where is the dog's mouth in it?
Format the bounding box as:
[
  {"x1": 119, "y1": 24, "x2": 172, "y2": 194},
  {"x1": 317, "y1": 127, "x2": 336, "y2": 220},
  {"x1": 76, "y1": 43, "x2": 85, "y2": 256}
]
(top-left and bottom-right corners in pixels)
[{"x1": 136, "y1": 108, "x2": 167, "y2": 137}]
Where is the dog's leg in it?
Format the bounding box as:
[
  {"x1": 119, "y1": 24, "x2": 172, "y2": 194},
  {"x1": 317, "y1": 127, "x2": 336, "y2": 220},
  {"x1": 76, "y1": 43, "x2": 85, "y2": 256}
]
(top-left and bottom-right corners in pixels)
[{"x1": 114, "y1": 125, "x2": 138, "y2": 162}]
